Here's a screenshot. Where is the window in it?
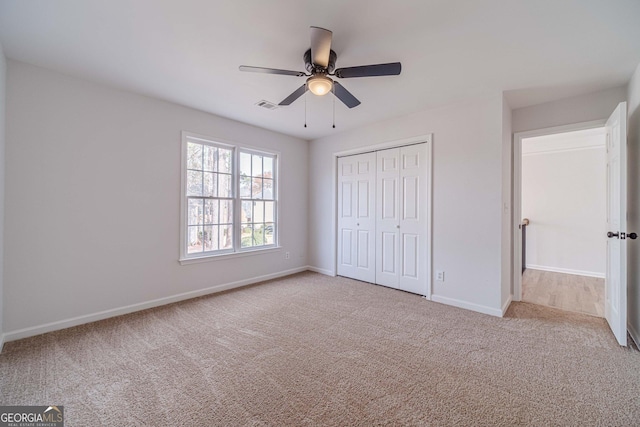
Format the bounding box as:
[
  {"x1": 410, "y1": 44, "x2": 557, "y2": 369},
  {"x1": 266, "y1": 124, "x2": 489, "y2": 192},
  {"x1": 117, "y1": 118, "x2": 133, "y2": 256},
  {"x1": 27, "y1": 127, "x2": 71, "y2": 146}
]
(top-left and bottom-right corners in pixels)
[
  {"x1": 239, "y1": 151, "x2": 276, "y2": 248},
  {"x1": 181, "y1": 133, "x2": 278, "y2": 261}
]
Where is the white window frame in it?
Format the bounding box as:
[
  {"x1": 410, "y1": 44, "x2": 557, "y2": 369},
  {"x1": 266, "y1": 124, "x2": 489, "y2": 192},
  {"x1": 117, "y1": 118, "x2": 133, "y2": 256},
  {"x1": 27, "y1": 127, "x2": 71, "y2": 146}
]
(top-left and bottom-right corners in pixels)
[{"x1": 179, "y1": 131, "x2": 279, "y2": 264}]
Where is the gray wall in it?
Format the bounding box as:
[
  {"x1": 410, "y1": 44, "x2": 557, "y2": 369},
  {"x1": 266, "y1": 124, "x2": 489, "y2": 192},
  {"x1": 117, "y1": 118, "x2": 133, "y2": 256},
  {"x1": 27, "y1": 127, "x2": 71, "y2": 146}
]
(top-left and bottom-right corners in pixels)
[
  {"x1": 4, "y1": 61, "x2": 309, "y2": 339},
  {"x1": 627, "y1": 63, "x2": 640, "y2": 346},
  {"x1": 0, "y1": 42, "x2": 6, "y2": 349},
  {"x1": 512, "y1": 86, "x2": 627, "y2": 133},
  {"x1": 309, "y1": 94, "x2": 507, "y2": 316},
  {"x1": 501, "y1": 95, "x2": 513, "y2": 307}
]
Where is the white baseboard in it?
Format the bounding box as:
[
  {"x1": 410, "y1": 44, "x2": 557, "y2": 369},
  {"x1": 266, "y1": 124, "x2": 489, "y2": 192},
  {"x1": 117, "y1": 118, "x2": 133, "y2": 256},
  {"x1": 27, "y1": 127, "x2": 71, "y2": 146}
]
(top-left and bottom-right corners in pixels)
[
  {"x1": 0, "y1": 333, "x2": 5, "y2": 354},
  {"x1": 525, "y1": 265, "x2": 605, "y2": 279},
  {"x1": 501, "y1": 295, "x2": 513, "y2": 317},
  {"x1": 3, "y1": 266, "x2": 309, "y2": 343},
  {"x1": 431, "y1": 295, "x2": 503, "y2": 317},
  {"x1": 628, "y1": 321, "x2": 640, "y2": 349},
  {"x1": 306, "y1": 265, "x2": 335, "y2": 276}
]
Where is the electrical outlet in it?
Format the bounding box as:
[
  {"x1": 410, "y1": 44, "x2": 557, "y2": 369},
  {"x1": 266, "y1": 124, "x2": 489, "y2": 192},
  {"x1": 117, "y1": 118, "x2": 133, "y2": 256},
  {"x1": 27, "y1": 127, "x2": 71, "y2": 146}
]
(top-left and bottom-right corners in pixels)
[
  {"x1": 436, "y1": 271, "x2": 445, "y2": 282},
  {"x1": 285, "y1": 251, "x2": 290, "y2": 260}
]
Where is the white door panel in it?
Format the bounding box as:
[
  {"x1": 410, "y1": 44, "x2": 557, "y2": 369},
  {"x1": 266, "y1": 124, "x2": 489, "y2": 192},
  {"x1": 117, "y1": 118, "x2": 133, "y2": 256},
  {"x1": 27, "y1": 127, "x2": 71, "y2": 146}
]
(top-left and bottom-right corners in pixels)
[
  {"x1": 382, "y1": 232, "x2": 398, "y2": 272},
  {"x1": 398, "y1": 144, "x2": 429, "y2": 295},
  {"x1": 605, "y1": 102, "x2": 627, "y2": 346},
  {"x1": 402, "y1": 233, "x2": 419, "y2": 279},
  {"x1": 341, "y1": 182, "x2": 352, "y2": 217},
  {"x1": 376, "y1": 144, "x2": 429, "y2": 295},
  {"x1": 403, "y1": 150, "x2": 420, "y2": 169},
  {"x1": 403, "y1": 176, "x2": 419, "y2": 220},
  {"x1": 337, "y1": 152, "x2": 376, "y2": 283},
  {"x1": 377, "y1": 148, "x2": 401, "y2": 288},
  {"x1": 357, "y1": 230, "x2": 372, "y2": 268},
  {"x1": 382, "y1": 178, "x2": 397, "y2": 219},
  {"x1": 358, "y1": 180, "x2": 371, "y2": 217},
  {"x1": 382, "y1": 155, "x2": 398, "y2": 172},
  {"x1": 341, "y1": 229, "x2": 353, "y2": 265}
]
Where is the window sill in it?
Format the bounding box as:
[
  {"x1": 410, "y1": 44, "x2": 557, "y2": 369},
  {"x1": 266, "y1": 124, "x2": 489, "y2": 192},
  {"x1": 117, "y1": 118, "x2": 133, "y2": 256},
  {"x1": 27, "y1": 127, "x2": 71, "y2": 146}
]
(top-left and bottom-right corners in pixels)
[{"x1": 179, "y1": 246, "x2": 282, "y2": 265}]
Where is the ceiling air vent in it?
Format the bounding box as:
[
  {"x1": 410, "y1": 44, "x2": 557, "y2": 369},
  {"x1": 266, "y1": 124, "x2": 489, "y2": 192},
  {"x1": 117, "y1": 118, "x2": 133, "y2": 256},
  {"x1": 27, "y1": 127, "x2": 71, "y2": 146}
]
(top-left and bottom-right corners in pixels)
[{"x1": 255, "y1": 100, "x2": 278, "y2": 110}]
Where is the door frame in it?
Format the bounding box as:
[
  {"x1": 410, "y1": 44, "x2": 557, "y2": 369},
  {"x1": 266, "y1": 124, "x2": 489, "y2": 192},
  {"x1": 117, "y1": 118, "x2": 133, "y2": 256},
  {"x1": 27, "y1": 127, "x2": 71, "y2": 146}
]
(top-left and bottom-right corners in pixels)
[
  {"x1": 332, "y1": 134, "x2": 434, "y2": 299},
  {"x1": 512, "y1": 119, "x2": 606, "y2": 301}
]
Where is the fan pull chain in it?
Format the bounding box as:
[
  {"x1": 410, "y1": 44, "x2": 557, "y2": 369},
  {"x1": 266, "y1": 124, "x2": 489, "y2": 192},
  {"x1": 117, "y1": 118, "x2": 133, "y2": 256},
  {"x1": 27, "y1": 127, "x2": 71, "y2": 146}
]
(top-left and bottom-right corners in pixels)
[
  {"x1": 304, "y1": 85, "x2": 307, "y2": 128},
  {"x1": 332, "y1": 85, "x2": 336, "y2": 129}
]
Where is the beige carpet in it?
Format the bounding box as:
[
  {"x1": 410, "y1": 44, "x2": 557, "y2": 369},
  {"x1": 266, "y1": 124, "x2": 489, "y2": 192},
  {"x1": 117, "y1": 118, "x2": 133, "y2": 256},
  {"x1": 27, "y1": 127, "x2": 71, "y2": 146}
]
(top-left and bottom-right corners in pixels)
[{"x1": 1, "y1": 272, "x2": 639, "y2": 426}]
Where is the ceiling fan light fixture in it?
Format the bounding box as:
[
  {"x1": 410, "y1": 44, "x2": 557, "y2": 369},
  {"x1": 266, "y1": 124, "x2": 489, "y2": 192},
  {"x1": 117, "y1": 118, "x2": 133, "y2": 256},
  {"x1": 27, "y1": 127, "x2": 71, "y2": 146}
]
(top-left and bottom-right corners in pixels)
[
  {"x1": 307, "y1": 75, "x2": 333, "y2": 96},
  {"x1": 239, "y1": 26, "x2": 401, "y2": 109}
]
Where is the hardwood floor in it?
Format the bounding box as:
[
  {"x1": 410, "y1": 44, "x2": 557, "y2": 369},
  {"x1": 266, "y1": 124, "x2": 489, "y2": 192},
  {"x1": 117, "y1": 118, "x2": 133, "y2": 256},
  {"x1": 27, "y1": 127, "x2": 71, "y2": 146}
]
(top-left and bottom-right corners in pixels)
[{"x1": 522, "y1": 269, "x2": 604, "y2": 317}]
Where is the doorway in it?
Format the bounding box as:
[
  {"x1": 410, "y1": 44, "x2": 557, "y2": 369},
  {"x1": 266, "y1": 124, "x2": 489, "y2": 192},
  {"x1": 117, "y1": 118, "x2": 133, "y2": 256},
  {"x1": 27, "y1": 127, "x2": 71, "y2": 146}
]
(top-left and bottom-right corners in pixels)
[
  {"x1": 519, "y1": 127, "x2": 606, "y2": 317},
  {"x1": 512, "y1": 102, "x2": 629, "y2": 346}
]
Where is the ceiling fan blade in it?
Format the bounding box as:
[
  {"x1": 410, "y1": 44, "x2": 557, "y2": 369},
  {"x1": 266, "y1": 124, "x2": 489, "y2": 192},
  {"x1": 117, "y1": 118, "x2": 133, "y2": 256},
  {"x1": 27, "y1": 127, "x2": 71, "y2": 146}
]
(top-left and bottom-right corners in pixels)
[
  {"x1": 310, "y1": 26, "x2": 332, "y2": 68},
  {"x1": 239, "y1": 66, "x2": 305, "y2": 77},
  {"x1": 278, "y1": 84, "x2": 308, "y2": 106},
  {"x1": 333, "y1": 82, "x2": 361, "y2": 108},
  {"x1": 334, "y1": 62, "x2": 402, "y2": 78}
]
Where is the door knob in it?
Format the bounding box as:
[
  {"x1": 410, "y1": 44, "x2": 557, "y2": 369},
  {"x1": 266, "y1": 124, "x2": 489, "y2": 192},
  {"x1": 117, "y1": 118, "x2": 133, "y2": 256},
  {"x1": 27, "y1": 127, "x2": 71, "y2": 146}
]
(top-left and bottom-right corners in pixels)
[
  {"x1": 629, "y1": 233, "x2": 638, "y2": 240},
  {"x1": 607, "y1": 231, "x2": 619, "y2": 238}
]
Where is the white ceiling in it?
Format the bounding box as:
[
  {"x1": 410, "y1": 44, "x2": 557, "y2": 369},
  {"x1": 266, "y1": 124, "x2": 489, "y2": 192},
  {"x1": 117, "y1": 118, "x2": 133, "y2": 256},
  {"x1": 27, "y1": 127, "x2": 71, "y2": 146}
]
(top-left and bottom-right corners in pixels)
[{"x1": 1, "y1": 0, "x2": 640, "y2": 140}]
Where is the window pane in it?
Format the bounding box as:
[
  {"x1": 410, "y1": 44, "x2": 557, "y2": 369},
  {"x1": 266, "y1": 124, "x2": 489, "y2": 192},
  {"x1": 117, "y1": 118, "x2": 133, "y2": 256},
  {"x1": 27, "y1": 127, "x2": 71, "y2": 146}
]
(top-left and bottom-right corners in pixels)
[
  {"x1": 242, "y1": 201, "x2": 252, "y2": 223},
  {"x1": 185, "y1": 140, "x2": 276, "y2": 257},
  {"x1": 188, "y1": 199, "x2": 203, "y2": 225},
  {"x1": 252, "y1": 154, "x2": 263, "y2": 177},
  {"x1": 240, "y1": 176, "x2": 251, "y2": 198},
  {"x1": 263, "y1": 157, "x2": 273, "y2": 178},
  {"x1": 240, "y1": 152, "x2": 251, "y2": 177},
  {"x1": 188, "y1": 226, "x2": 203, "y2": 254},
  {"x1": 265, "y1": 223, "x2": 274, "y2": 245},
  {"x1": 204, "y1": 225, "x2": 218, "y2": 252},
  {"x1": 253, "y1": 201, "x2": 264, "y2": 223},
  {"x1": 220, "y1": 224, "x2": 233, "y2": 250},
  {"x1": 219, "y1": 148, "x2": 232, "y2": 174},
  {"x1": 241, "y1": 225, "x2": 253, "y2": 248},
  {"x1": 204, "y1": 199, "x2": 218, "y2": 225},
  {"x1": 221, "y1": 200, "x2": 233, "y2": 224},
  {"x1": 218, "y1": 174, "x2": 232, "y2": 198},
  {"x1": 187, "y1": 143, "x2": 202, "y2": 170},
  {"x1": 187, "y1": 171, "x2": 203, "y2": 196},
  {"x1": 253, "y1": 224, "x2": 264, "y2": 245},
  {"x1": 204, "y1": 172, "x2": 216, "y2": 197},
  {"x1": 265, "y1": 201, "x2": 274, "y2": 222},
  {"x1": 263, "y1": 179, "x2": 274, "y2": 200},
  {"x1": 203, "y1": 145, "x2": 216, "y2": 172},
  {"x1": 252, "y1": 178, "x2": 263, "y2": 199}
]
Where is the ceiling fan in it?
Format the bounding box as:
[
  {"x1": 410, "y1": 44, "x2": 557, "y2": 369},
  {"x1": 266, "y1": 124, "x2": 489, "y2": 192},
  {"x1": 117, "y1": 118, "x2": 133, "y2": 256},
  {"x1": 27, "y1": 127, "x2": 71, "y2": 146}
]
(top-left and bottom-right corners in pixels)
[{"x1": 239, "y1": 26, "x2": 402, "y2": 109}]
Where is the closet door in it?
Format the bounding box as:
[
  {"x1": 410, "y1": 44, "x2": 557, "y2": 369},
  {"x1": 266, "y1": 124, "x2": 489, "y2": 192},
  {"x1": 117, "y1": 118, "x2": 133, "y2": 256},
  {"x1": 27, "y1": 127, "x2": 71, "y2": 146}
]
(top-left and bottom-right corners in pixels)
[
  {"x1": 397, "y1": 144, "x2": 429, "y2": 295},
  {"x1": 376, "y1": 144, "x2": 429, "y2": 295},
  {"x1": 337, "y1": 152, "x2": 376, "y2": 283},
  {"x1": 376, "y1": 148, "x2": 401, "y2": 288}
]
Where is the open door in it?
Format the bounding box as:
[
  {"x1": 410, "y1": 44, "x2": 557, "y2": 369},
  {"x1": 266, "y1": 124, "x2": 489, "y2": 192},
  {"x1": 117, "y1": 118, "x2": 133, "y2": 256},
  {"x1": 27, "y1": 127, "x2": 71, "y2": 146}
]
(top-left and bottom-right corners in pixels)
[{"x1": 605, "y1": 102, "x2": 627, "y2": 346}]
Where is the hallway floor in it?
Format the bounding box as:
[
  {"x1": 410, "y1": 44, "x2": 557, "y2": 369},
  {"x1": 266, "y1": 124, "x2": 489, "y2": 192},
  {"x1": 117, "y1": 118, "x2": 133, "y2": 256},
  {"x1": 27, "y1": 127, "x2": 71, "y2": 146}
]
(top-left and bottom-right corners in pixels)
[{"x1": 522, "y1": 269, "x2": 604, "y2": 317}]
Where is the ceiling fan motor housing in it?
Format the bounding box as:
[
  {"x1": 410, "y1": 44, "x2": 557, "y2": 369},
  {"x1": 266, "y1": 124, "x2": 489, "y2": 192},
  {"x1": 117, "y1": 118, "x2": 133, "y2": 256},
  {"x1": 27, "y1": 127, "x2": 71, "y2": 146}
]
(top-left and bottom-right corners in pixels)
[
  {"x1": 239, "y1": 26, "x2": 401, "y2": 109},
  {"x1": 304, "y1": 49, "x2": 337, "y2": 74}
]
